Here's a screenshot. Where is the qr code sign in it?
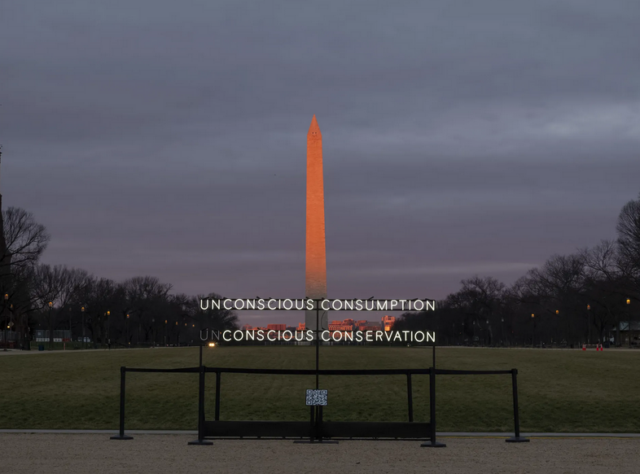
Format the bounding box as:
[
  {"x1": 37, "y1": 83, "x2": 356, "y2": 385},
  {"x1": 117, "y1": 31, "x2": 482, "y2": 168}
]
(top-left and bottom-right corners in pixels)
[{"x1": 306, "y1": 389, "x2": 328, "y2": 406}]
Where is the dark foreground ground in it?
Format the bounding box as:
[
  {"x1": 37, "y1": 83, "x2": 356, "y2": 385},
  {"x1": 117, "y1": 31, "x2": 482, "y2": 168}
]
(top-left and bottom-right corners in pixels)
[{"x1": 3, "y1": 434, "x2": 639, "y2": 474}]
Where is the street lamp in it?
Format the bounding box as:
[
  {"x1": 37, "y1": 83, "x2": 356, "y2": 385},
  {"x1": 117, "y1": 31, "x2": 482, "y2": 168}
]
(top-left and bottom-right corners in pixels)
[
  {"x1": 531, "y1": 314, "x2": 535, "y2": 347},
  {"x1": 2, "y1": 294, "x2": 7, "y2": 351},
  {"x1": 48, "y1": 302, "x2": 53, "y2": 350},
  {"x1": 81, "y1": 306, "x2": 85, "y2": 349},
  {"x1": 106, "y1": 311, "x2": 111, "y2": 349},
  {"x1": 586, "y1": 304, "x2": 591, "y2": 346},
  {"x1": 626, "y1": 298, "x2": 631, "y2": 348},
  {"x1": 126, "y1": 313, "x2": 130, "y2": 346}
]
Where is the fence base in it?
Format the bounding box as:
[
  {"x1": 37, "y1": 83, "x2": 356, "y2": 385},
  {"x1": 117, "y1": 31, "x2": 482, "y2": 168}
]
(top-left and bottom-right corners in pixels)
[
  {"x1": 421, "y1": 440, "x2": 446, "y2": 448},
  {"x1": 505, "y1": 436, "x2": 529, "y2": 443},
  {"x1": 188, "y1": 439, "x2": 213, "y2": 446},
  {"x1": 293, "y1": 439, "x2": 339, "y2": 444},
  {"x1": 110, "y1": 435, "x2": 133, "y2": 440}
]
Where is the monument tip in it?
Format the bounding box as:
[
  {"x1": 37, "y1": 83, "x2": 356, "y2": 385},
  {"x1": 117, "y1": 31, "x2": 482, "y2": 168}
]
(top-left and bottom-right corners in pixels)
[{"x1": 308, "y1": 115, "x2": 321, "y2": 136}]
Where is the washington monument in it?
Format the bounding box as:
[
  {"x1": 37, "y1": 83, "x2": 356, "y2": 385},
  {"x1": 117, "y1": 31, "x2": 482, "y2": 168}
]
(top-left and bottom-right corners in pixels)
[{"x1": 305, "y1": 115, "x2": 327, "y2": 330}]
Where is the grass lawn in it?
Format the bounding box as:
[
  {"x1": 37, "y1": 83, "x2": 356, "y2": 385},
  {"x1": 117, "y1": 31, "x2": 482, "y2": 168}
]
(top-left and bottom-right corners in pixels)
[{"x1": 1, "y1": 346, "x2": 638, "y2": 432}]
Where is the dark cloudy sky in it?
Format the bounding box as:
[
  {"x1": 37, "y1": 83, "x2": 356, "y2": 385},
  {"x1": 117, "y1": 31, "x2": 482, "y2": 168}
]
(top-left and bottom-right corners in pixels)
[{"x1": 2, "y1": 1, "x2": 639, "y2": 325}]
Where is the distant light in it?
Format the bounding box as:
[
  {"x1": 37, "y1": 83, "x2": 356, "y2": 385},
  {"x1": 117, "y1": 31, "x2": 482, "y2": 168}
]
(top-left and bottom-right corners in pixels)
[
  {"x1": 587, "y1": 304, "x2": 591, "y2": 310},
  {"x1": 531, "y1": 314, "x2": 535, "y2": 318},
  {"x1": 556, "y1": 310, "x2": 559, "y2": 315},
  {"x1": 627, "y1": 299, "x2": 631, "y2": 305},
  {"x1": 208, "y1": 342, "x2": 215, "y2": 348}
]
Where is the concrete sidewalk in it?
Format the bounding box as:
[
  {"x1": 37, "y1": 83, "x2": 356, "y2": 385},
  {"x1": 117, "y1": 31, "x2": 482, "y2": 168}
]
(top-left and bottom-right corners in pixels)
[{"x1": 1, "y1": 429, "x2": 639, "y2": 438}]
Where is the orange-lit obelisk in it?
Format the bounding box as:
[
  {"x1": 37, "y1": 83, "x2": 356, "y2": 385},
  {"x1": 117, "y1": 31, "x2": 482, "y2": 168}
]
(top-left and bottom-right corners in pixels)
[{"x1": 305, "y1": 115, "x2": 327, "y2": 331}]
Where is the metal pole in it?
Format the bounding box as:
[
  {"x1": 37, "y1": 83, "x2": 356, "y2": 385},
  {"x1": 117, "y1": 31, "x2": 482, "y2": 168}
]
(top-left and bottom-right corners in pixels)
[
  {"x1": 189, "y1": 365, "x2": 213, "y2": 445},
  {"x1": 421, "y1": 366, "x2": 445, "y2": 447},
  {"x1": 506, "y1": 369, "x2": 529, "y2": 443},
  {"x1": 406, "y1": 373, "x2": 414, "y2": 422},
  {"x1": 110, "y1": 367, "x2": 133, "y2": 440},
  {"x1": 315, "y1": 304, "x2": 319, "y2": 390},
  {"x1": 199, "y1": 343, "x2": 203, "y2": 368},
  {"x1": 215, "y1": 371, "x2": 221, "y2": 421}
]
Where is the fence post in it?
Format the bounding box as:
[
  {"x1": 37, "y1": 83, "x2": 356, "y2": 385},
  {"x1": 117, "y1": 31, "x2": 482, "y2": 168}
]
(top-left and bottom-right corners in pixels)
[
  {"x1": 214, "y1": 370, "x2": 221, "y2": 421},
  {"x1": 506, "y1": 369, "x2": 529, "y2": 443},
  {"x1": 421, "y1": 367, "x2": 446, "y2": 448},
  {"x1": 189, "y1": 365, "x2": 213, "y2": 445},
  {"x1": 406, "y1": 373, "x2": 414, "y2": 422},
  {"x1": 110, "y1": 366, "x2": 133, "y2": 440}
]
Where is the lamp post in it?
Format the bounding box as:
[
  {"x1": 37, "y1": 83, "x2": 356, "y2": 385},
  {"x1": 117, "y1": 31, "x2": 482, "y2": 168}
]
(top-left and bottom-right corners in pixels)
[
  {"x1": 531, "y1": 314, "x2": 535, "y2": 347},
  {"x1": 500, "y1": 317, "x2": 505, "y2": 346},
  {"x1": 626, "y1": 298, "x2": 631, "y2": 348},
  {"x1": 81, "y1": 306, "x2": 86, "y2": 349},
  {"x1": 3, "y1": 293, "x2": 8, "y2": 351},
  {"x1": 164, "y1": 319, "x2": 167, "y2": 346},
  {"x1": 586, "y1": 304, "x2": 591, "y2": 346},
  {"x1": 106, "y1": 311, "x2": 111, "y2": 349},
  {"x1": 126, "y1": 313, "x2": 130, "y2": 347},
  {"x1": 555, "y1": 310, "x2": 559, "y2": 345},
  {"x1": 48, "y1": 302, "x2": 53, "y2": 350}
]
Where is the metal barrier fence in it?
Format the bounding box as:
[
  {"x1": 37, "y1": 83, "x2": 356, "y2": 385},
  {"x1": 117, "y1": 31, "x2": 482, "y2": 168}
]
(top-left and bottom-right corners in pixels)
[{"x1": 111, "y1": 365, "x2": 528, "y2": 447}]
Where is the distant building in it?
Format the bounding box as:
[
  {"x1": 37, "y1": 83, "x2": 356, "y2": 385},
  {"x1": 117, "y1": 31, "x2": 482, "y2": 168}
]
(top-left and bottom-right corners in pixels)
[{"x1": 381, "y1": 315, "x2": 396, "y2": 331}]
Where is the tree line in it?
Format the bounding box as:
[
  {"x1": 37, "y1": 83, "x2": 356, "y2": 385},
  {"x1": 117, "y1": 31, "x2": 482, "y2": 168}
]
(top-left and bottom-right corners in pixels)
[
  {"x1": 0, "y1": 207, "x2": 238, "y2": 349},
  {"x1": 394, "y1": 193, "x2": 640, "y2": 348},
  {"x1": 2, "y1": 192, "x2": 639, "y2": 349}
]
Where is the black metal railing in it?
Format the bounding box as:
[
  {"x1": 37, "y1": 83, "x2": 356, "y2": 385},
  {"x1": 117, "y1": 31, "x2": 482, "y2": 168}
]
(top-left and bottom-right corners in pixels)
[{"x1": 111, "y1": 366, "x2": 528, "y2": 446}]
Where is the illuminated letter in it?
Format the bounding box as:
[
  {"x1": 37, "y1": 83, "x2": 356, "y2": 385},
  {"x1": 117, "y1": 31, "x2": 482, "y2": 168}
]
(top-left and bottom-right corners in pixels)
[
  {"x1": 306, "y1": 299, "x2": 315, "y2": 311},
  {"x1": 222, "y1": 330, "x2": 232, "y2": 342},
  {"x1": 376, "y1": 301, "x2": 388, "y2": 311},
  {"x1": 332, "y1": 300, "x2": 343, "y2": 310},
  {"x1": 234, "y1": 300, "x2": 245, "y2": 310},
  {"x1": 426, "y1": 301, "x2": 436, "y2": 311},
  {"x1": 365, "y1": 301, "x2": 375, "y2": 311},
  {"x1": 344, "y1": 331, "x2": 353, "y2": 342},
  {"x1": 333, "y1": 331, "x2": 342, "y2": 342},
  {"x1": 403, "y1": 331, "x2": 410, "y2": 341},
  {"x1": 257, "y1": 299, "x2": 266, "y2": 310},
  {"x1": 211, "y1": 331, "x2": 220, "y2": 341},
  {"x1": 199, "y1": 328, "x2": 209, "y2": 341},
  {"x1": 211, "y1": 299, "x2": 221, "y2": 310},
  {"x1": 306, "y1": 330, "x2": 314, "y2": 341},
  {"x1": 246, "y1": 331, "x2": 255, "y2": 341},
  {"x1": 321, "y1": 330, "x2": 331, "y2": 342},
  {"x1": 267, "y1": 330, "x2": 276, "y2": 341},
  {"x1": 355, "y1": 300, "x2": 364, "y2": 311},
  {"x1": 414, "y1": 331, "x2": 425, "y2": 343},
  {"x1": 233, "y1": 330, "x2": 243, "y2": 341},
  {"x1": 426, "y1": 332, "x2": 436, "y2": 343},
  {"x1": 246, "y1": 299, "x2": 255, "y2": 310},
  {"x1": 223, "y1": 299, "x2": 233, "y2": 310},
  {"x1": 295, "y1": 331, "x2": 305, "y2": 342},
  {"x1": 390, "y1": 300, "x2": 398, "y2": 310},
  {"x1": 321, "y1": 299, "x2": 331, "y2": 311},
  {"x1": 413, "y1": 300, "x2": 425, "y2": 311},
  {"x1": 282, "y1": 330, "x2": 292, "y2": 340},
  {"x1": 355, "y1": 331, "x2": 363, "y2": 342},
  {"x1": 399, "y1": 300, "x2": 407, "y2": 310},
  {"x1": 257, "y1": 330, "x2": 265, "y2": 342},
  {"x1": 344, "y1": 300, "x2": 354, "y2": 310},
  {"x1": 384, "y1": 331, "x2": 393, "y2": 342},
  {"x1": 267, "y1": 299, "x2": 278, "y2": 310},
  {"x1": 200, "y1": 300, "x2": 210, "y2": 311},
  {"x1": 295, "y1": 299, "x2": 306, "y2": 310},
  {"x1": 375, "y1": 331, "x2": 383, "y2": 341},
  {"x1": 365, "y1": 331, "x2": 373, "y2": 342},
  {"x1": 393, "y1": 332, "x2": 402, "y2": 342},
  {"x1": 282, "y1": 299, "x2": 293, "y2": 310}
]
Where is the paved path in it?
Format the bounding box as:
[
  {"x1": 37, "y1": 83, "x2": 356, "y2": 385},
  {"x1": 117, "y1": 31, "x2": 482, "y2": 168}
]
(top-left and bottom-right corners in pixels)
[
  {"x1": 1, "y1": 429, "x2": 639, "y2": 437},
  {"x1": 3, "y1": 433, "x2": 639, "y2": 473}
]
